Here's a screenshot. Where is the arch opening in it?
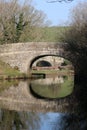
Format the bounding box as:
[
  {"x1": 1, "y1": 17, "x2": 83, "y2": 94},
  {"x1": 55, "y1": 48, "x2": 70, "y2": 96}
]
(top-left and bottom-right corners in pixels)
[
  {"x1": 28, "y1": 54, "x2": 74, "y2": 73},
  {"x1": 36, "y1": 60, "x2": 52, "y2": 67}
]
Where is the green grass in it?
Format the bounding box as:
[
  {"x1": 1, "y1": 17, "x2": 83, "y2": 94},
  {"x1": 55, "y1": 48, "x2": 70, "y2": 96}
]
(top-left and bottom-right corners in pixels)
[
  {"x1": 40, "y1": 26, "x2": 68, "y2": 42},
  {"x1": 31, "y1": 69, "x2": 59, "y2": 74},
  {"x1": 31, "y1": 69, "x2": 73, "y2": 75},
  {"x1": 0, "y1": 60, "x2": 25, "y2": 79}
]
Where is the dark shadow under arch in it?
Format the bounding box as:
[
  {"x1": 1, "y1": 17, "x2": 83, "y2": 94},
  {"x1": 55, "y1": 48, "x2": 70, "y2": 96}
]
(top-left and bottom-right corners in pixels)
[{"x1": 36, "y1": 60, "x2": 52, "y2": 67}]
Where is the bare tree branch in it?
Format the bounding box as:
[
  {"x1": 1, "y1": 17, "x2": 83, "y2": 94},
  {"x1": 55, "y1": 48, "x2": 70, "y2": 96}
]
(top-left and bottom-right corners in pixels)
[{"x1": 47, "y1": 0, "x2": 74, "y2": 3}]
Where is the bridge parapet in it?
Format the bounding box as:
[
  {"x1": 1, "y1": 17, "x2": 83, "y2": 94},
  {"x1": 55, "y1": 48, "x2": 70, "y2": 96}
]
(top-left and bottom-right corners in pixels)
[{"x1": 0, "y1": 42, "x2": 62, "y2": 53}]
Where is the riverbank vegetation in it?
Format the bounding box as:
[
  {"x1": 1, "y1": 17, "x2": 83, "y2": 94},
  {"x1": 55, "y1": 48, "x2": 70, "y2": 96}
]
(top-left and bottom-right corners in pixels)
[
  {"x1": 0, "y1": 60, "x2": 26, "y2": 80},
  {"x1": 31, "y1": 68, "x2": 73, "y2": 75},
  {"x1": 60, "y1": 1, "x2": 87, "y2": 82}
]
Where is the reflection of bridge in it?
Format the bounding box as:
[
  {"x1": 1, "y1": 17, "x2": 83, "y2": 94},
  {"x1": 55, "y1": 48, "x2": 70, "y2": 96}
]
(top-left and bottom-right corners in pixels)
[
  {"x1": 0, "y1": 42, "x2": 67, "y2": 73},
  {"x1": 0, "y1": 81, "x2": 76, "y2": 113},
  {"x1": 31, "y1": 76, "x2": 64, "y2": 85}
]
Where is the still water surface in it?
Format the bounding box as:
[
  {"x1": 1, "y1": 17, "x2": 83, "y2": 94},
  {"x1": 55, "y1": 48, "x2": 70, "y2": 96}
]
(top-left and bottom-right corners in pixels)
[
  {"x1": 0, "y1": 74, "x2": 87, "y2": 130},
  {"x1": 30, "y1": 75, "x2": 74, "y2": 99}
]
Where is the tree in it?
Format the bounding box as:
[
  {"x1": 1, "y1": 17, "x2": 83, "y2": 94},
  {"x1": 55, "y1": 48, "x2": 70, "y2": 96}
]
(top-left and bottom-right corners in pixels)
[
  {"x1": 60, "y1": 1, "x2": 87, "y2": 81},
  {"x1": 0, "y1": 0, "x2": 50, "y2": 44},
  {"x1": 16, "y1": 13, "x2": 25, "y2": 42}
]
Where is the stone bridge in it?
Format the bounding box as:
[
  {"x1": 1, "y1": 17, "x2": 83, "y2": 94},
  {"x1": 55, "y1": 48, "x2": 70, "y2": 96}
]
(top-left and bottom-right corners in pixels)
[{"x1": 0, "y1": 42, "x2": 67, "y2": 73}]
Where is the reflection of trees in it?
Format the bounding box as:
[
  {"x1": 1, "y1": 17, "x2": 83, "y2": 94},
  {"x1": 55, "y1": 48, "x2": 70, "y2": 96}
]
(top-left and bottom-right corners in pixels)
[
  {"x1": 52, "y1": 82, "x2": 87, "y2": 130},
  {"x1": 52, "y1": 113, "x2": 87, "y2": 130},
  {"x1": 75, "y1": 83, "x2": 87, "y2": 119},
  {"x1": 52, "y1": 105, "x2": 87, "y2": 130},
  {"x1": 50, "y1": 83, "x2": 61, "y2": 96},
  {"x1": 0, "y1": 109, "x2": 43, "y2": 130}
]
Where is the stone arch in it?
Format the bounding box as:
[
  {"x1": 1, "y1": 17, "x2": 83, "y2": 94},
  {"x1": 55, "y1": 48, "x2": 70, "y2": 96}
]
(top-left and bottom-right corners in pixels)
[{"x1": 28, "y1": 54, "x2": 74, "y2": 71}]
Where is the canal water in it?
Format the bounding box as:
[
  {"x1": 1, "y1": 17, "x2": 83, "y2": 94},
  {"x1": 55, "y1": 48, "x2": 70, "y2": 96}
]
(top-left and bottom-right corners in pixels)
[{"x1": 0, "y1": 74, "x2": 87, "y2": 130}]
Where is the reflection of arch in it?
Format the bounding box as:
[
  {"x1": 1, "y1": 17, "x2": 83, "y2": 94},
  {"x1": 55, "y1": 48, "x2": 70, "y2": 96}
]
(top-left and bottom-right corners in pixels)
[
  {"x1": 30, "y1": 75, "x2": 74, "y2": 99},
  {"x1": 29, "y1": 54, "x2": 73, "y2": 69}
]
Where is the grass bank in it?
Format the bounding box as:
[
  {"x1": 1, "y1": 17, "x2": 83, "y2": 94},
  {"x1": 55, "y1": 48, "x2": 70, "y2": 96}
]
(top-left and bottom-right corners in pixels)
[
  {"x1": 0, "y1": 60, "x2": 27, "y2": 80},
  {"x1": 31, "y1": 69, "x2": 74, "y2": 76}
]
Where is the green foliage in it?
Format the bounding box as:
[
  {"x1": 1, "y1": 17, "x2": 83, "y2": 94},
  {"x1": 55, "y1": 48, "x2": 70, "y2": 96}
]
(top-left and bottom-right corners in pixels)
[
  {"x1": 61, "y1": 59, "x2": 71, "y2": 66},
  {"x1": 60, "y1": 1, "x2": 87, "y2": 78},
  {"x1": 0, "y1": 60, "x2": 22, "y2": 77},
  {"x1": 40, "y1": 26, "x2": 67, "y2": 42},
  {"x1": 16, "y1": 13, "x2": 24, "y2": 42}
]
